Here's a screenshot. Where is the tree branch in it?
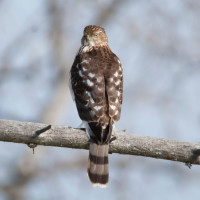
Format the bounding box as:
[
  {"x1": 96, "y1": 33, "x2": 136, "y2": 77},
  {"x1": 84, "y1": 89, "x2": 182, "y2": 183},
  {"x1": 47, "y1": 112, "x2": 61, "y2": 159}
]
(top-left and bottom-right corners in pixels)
[{"x1": 0, "y1": 119, "x2": 200, "y2": 165}]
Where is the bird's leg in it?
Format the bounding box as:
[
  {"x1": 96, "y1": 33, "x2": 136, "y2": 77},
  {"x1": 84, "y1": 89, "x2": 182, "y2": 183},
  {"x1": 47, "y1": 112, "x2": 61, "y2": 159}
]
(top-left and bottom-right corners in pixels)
[
  {"x1": 110, "y1": 136, "x2": 117, "y2": 143},
  {"x1": 110, "y1": 127, "x2": 126, "y2": 143},
  {"x1": 75, "y1": 121, "x2": 88, "y2": 132},
  {"x1": 110, "y1": 125, "x2": 117, "y2": 143}
]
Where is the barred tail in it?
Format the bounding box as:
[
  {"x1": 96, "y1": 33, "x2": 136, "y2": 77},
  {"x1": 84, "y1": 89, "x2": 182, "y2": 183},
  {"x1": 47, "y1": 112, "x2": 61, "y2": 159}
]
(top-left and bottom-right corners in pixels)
[{"x1": 87, "y1": 143, "x2": 109, "y2": 187}]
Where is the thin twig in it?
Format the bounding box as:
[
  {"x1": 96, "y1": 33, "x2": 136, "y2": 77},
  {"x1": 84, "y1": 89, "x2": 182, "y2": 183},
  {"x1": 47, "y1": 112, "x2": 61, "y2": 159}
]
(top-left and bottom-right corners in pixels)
[{"x1": 31, "y1": 125, "x2": 51, "y2": 139}]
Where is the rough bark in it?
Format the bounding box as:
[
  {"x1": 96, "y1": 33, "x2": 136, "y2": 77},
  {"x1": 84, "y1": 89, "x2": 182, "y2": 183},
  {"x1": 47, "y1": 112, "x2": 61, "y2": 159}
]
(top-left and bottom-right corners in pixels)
[{"x1": 0, "y1": 119, "x2": 200, "y2": 165}]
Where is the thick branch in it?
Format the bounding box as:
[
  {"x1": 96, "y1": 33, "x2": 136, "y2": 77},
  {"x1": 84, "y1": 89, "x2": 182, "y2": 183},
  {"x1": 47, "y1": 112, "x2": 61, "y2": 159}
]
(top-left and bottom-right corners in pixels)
[{"x1": 0, "y1": 119, "x2": 200, "y2": 165}]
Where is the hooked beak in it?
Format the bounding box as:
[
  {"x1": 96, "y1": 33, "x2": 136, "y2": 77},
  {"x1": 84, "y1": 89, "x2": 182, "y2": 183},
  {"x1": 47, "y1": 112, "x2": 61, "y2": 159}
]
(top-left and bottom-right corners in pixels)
[{"x1": 86, "y1": 34, "x2": 90, "y2": 41}]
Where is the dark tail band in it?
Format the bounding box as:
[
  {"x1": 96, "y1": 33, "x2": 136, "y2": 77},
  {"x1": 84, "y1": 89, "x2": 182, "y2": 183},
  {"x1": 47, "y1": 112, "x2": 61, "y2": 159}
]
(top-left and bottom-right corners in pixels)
[{"x1": 87, "y1": 143, "x2": 109, "y2": 187}]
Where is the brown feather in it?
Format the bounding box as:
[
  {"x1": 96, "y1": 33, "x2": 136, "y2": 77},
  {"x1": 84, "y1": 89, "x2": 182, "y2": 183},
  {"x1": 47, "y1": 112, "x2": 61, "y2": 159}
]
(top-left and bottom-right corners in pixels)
[{"x1": 69, "y1": 25, "x2": 123, "y2": 186}]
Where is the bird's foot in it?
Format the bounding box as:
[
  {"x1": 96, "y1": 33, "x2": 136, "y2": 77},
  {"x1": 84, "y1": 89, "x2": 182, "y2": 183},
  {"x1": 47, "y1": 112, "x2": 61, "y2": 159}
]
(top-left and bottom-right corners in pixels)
[{"x1": 110, "y1": 136, "x2": 117, "y2": 143}]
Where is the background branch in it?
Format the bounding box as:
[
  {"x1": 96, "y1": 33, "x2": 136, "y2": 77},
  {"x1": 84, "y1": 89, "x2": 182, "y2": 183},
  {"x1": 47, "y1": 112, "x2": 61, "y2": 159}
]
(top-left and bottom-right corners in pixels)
[{"x1": 0, "y1": 119, "x2": 200, "y2": 165}]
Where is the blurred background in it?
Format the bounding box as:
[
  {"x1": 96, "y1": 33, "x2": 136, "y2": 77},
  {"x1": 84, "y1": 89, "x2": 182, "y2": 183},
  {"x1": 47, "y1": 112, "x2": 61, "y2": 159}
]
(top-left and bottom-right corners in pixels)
[{"x1": 0, "y1": 0, "x2": 200, "y2": 199}]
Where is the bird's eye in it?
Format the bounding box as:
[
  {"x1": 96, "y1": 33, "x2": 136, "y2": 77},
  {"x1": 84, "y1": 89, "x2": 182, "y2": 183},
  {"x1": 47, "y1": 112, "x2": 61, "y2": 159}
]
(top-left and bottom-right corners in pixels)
[{"x1": 95, "y1": 34, "x2": 98, "y2": 37}]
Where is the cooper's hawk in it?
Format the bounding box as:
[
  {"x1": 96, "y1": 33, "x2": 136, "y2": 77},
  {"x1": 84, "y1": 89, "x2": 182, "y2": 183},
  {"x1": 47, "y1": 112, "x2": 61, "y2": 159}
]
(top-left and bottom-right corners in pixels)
[{"x1": 69, "y1": 25, "x2": 123, "y2": 187}]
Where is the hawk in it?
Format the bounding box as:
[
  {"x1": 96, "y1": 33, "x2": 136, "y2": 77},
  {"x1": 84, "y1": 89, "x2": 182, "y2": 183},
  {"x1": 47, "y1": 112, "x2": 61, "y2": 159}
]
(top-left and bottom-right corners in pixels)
[{"x1": 69, "y1": 25, "x2": 123, "y2": 186}]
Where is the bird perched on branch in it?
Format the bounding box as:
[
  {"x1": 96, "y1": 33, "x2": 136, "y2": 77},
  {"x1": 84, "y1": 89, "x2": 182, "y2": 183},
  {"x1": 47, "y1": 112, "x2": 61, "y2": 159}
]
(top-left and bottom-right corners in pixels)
[{"x1": 69, "y1": 25, "x2": 123, "y2": 187}]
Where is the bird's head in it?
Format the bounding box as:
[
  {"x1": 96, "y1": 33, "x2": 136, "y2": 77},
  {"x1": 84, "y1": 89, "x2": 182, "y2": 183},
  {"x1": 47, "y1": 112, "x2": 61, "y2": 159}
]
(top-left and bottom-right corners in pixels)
[{"x1": 81, "y1": 25, "x2": 108, "y2": 47}]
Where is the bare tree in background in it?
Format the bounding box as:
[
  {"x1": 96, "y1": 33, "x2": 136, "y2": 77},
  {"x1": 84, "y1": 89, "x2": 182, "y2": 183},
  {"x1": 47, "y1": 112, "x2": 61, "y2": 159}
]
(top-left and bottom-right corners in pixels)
[
  {"x1": 0, "y1": 1, "x2": 125, "y2": 199},
  {"x1": 1, "y1": 0, "x2": 200, "y2": 199}
]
